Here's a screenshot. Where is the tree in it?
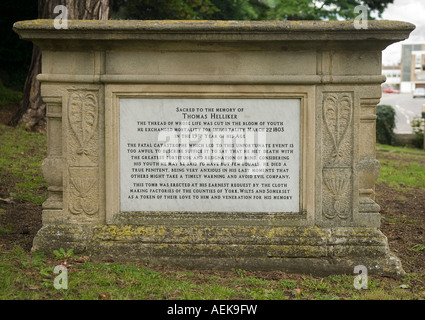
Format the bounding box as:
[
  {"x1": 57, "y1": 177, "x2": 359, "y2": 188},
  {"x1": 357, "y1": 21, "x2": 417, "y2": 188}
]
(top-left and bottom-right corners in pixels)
[
  {"x1": 112, "y1": 0, "x2": 219, "y2": 20},
  {"x1": 207, "y1": 0, "x2": 269, "y2": 20},
  {"x1": 111, "y1": 0, "x2": 268, "y2": 20},
  {"x1": 10, "y1": 0, "x2": 111, "y2": 132},
  {"x1": 114, "y1": 0, "x2": 394, "y2": 21},
  {"x1": 267, "y1": 0, "x2": 394, "y2": 20},
  {"x1": 0, "y1": 0, "x2": 37, "y2": 91}
]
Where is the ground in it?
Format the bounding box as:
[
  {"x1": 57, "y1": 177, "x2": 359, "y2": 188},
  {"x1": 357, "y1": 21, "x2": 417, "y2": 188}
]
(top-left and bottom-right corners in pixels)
[
  {"x1": 0, "y1": 104, "x2": 43, "y2": 252},
  {"x1": 378, "y1": 183, "x2": 425, "y2": 276},
  {"x1": 1, "y1": 103, "x2": 424, "y2": 300}
]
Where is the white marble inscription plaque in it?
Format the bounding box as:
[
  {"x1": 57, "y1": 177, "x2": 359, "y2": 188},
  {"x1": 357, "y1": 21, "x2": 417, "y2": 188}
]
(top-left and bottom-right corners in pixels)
[{"x1": 120, "y1": 98, "x2": 300, "y2": 213}]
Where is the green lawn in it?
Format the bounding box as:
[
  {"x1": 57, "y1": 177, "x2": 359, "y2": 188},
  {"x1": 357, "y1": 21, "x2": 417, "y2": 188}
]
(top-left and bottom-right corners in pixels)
[
  {"x1": 0, "y1": 246, "x2": 420, "y2": 300},
  {"x1": 376, "y1": 143, "x2": 425, "y2": 190},
  {"x1": 0, "y1": 124, "x2": 47, "y2": 205}
]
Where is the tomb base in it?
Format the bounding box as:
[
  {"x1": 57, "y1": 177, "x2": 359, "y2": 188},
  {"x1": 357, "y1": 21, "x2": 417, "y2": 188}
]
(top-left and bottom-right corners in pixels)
[{"x1": 33, "y1": 222, "x2": 404, "y2": 277}]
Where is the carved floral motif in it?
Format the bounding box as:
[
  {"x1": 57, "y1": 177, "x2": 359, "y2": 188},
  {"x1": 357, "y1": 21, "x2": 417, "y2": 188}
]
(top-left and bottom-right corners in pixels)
[
  {"x1": 68, "y1": 90, "x2": 99, "y2": 165},
  {"x1": 323, "y1": 93, "x2": 353, "y2": 165},
  {"x1": 322, "y1": 93, "x2": 353, "y2": 220},
  {"x1": 69, "y1": 167, "x2": 98, "y2": 216},
  {"x1": 67, "y1": 89, "x2": 100, "y2": 217},
  {"x1": 323, "y1": 168, "x2": 351, "y2": 219}
]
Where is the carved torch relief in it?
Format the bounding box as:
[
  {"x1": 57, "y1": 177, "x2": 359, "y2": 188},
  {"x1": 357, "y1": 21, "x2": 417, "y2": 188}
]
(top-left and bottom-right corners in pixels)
[
  {"x1": 67, "y1": 90, "x2": 99, "y2": 216},
  {"x1": 322, "y1": 93, "x2": 354, "y2": 220}
]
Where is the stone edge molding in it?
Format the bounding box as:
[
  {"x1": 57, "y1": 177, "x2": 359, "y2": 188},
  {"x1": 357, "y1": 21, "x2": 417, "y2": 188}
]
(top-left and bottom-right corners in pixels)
[
  {"x1": 15, "y1": 19, "x2": 415, "y2": 277},
  {"x1": 14, "y1": 19, "x2": 414, "y2": 40}
]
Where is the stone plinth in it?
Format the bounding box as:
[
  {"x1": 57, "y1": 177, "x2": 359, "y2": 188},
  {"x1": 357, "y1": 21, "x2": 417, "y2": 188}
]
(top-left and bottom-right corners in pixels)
[{"x1": 14, "y1": 19, "x2": 415, "y2": 276}]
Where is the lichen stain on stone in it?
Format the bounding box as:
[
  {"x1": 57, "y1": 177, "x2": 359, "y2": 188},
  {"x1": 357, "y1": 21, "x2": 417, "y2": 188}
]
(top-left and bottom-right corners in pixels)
[{"x1": 96, "y1": 225, "x2": 168, "y2": 241}]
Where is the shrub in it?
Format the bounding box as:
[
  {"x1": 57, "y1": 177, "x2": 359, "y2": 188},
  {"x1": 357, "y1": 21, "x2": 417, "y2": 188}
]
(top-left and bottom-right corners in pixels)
[
  {"x1": 411, "y1": 116, "x2": 424, "y2": 149},
  {"x1": 376, "y1": 105, "x2": 396, "y2": 145}
]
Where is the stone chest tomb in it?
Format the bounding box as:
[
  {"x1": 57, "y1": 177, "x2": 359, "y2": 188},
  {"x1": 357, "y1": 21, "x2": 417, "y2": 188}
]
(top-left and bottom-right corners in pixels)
[{"x1": 14, "y1": 19, "x2": 414, "y2": 275}]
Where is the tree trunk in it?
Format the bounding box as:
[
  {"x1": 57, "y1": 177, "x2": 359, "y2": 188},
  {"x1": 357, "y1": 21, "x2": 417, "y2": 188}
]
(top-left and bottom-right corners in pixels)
[{"x1": 9, "y1": 0, "x2": 111, "y2": 132}]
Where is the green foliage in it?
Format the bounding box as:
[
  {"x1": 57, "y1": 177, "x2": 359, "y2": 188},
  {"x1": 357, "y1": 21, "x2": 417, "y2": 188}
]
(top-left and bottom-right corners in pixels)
[
  {"x1": 207, "y1": 0, "x2": 268, "y2": 20},
  {"x1": 53, "y1": 248, "x2": 75, "y2": 260},
  {"x1": 0, "y1": 84, "x2": 22, "y2": 106},
  {"x1": 302, "y1": 277, "x2": 332, "y2": 292},
  {"x1": 411, "y1": 116, "x2": 424, "y2": 149},
  {"x1": 268, "y1": 0, "x2": 324, "y2": 20},
  {"x1": 112, "y1": 0, "x2": 273, "y2": 20},
  {"x1": 266, "y1": 0, "x2": 393, "y2": 20},
  {"x1": 376, "y1": 105, "x2": 396, "y2": 145},
  {"x1": 112, "y1": 0, "x2": 270, "y2": 20},
  {"x1": 279, "y1": 279, "x2": 297, "y2": 289},
  {"x1": 113, "y1": 0, "x2": 393, "y2": 21},
  {"x1": 112, "y1": 0, "x2": 219, "y2": 20},
  {"x1": 409, "y1": 244, "x2": 425, "y2": 252}
]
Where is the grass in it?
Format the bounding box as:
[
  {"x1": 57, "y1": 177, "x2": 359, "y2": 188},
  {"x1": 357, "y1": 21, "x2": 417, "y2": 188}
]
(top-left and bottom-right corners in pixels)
[
  {"x1": 376, "y1": 143, "x2": 425, "y2": 190},
  {"x1": 0, "y1": 84, "x2": 22, "y2": 106},
  {"x1": 0, "y1": 225, "x2": 13, "y2": 235},
  {"x1": 377, "y1": 143, "x2": 425, "y2": 156},
  {"x1": 0, "y1": 246, "x2": 423, "y2": 300},
  {"x1": 1, "y1": 127, "x2": 425, "y2": 300},
  {"x1": 0, "y1": 123, "x2": 47, "y2": 204}
]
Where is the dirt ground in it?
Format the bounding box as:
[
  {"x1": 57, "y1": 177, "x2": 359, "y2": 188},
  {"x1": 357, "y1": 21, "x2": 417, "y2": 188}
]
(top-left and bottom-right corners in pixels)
[
  {"x1": 1, "y1": 104, "x2": 424, "y2": 280},
  {"x1": 378, "y1": 183, "x2": 425, "y2": 275}
]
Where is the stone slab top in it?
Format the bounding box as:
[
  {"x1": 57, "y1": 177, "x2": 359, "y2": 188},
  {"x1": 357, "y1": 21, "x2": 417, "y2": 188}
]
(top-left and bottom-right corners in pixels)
[{"x1": 14, "y1": 19, "x2": 415, "y2": 43}]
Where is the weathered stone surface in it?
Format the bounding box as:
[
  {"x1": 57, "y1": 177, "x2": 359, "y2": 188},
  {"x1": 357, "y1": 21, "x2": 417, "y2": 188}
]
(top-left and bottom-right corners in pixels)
[
  {"x1": 32, "y1": 224, "x2": 404, "y2": 276},
  {"x1": 15, "y1": 19, "x2": 415, "y2": 276}
]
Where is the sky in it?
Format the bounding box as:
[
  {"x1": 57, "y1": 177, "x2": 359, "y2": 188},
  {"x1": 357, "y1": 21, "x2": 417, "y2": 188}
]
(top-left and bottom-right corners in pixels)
[{"x1": 380, "y1": 0, "x2": 425, "y2": 66}]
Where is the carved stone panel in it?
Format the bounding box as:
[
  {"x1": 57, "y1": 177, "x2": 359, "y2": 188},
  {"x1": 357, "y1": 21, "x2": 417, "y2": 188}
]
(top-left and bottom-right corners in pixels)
[
  {"x1": 322, "y1": 167, "x2": 352, "y2": 220},
  {"x1": 69, "y1": 167, "x2": 99, "y2": 216},
  {"x1": 66, "y1": 89, "x2": 100, "y2": 219},
  {"x1": 67, "y1": 90, "x2": 99, "y2": 167},
  {"x1": 321, "y1": 92, "x2": 354, "y2": 221}
]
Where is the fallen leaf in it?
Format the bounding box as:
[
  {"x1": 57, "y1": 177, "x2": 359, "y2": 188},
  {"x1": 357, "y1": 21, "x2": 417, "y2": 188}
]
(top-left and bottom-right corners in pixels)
[
  {"x1": 290, "y1": 288, "x2": 302, "y2": 297},
  {"x1": 0, "y1": 197, "x2": 13, "y2": 204},
  {"x1": 29, "y1": 286, "x2": 41, "y2": 290},
  {"x1": 73, "y1": 255, "x2": 90, "y2": 263},
  {"x1": 99, "y1": 293, "x2": 111, "y2": 300}
]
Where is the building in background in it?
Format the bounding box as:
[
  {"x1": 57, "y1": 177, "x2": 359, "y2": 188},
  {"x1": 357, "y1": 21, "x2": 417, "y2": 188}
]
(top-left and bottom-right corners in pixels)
[
  {"x1": 382, "y1": 65, "x2": 401, "y2": 90},
  {"x1": 399, "y1": 44, "x2": 425, "y2": 92},
  {"x1": 411, "y1": 49, "x2": 425, "y2": 90}
]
